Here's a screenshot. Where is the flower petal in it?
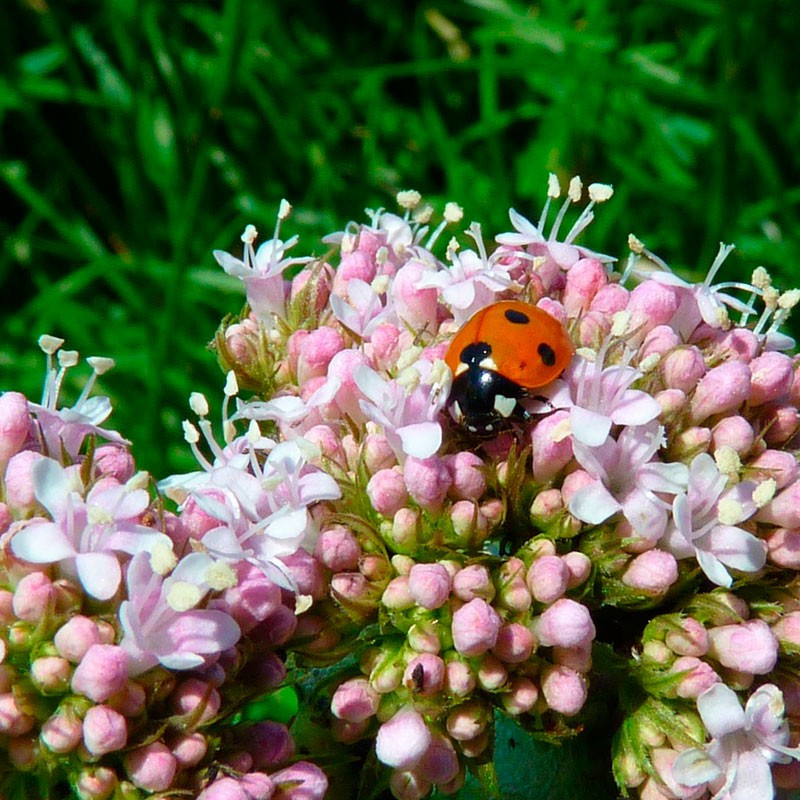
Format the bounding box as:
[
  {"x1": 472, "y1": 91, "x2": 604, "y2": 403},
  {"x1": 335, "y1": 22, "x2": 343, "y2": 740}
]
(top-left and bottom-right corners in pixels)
[
  {"x1": 397, "y1": 422, "x2": 442, "y2": 459},
  {"x1": 706, "y1": 525, "x2": 766, "y2": 574},
  {"x1": 570, "y1": 407, "x2": 611, "y2": 447},
  {"x1": 697, "y1": 683, "x2": 746, "y2": 738},
  {"x1": 672, "y1": 747, "x2": 722, "y2": 788},
  {"x1": 11, "y1": 521, "x2": 75, "y2": 563},
  {"x1": 609, "y1": 391, "x2": 661, "y2": 427},
  {"x1": 728, "y1": 747, "x2": 774, "y2": 800},
  {"x1": 76, "y1": 552, "x2": 122, "y2": 600},
  {"x1": 568, "y1": 481, "x2": 621, "y2": 525},
  {"x1": 695, "y1": 548, "x2": 733, "y2": 587}
]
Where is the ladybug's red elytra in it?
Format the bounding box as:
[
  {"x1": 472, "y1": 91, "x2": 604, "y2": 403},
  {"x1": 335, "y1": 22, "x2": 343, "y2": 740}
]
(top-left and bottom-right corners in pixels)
[{"x1": 444, "y1": 300, "x2": 574, "y2": 434}]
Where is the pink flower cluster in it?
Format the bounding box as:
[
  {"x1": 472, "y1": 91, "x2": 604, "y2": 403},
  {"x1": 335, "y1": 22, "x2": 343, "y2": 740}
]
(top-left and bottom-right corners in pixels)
[
  {"x1": 0, "y1": 358, "x2": 327, "y2": 799},
  {"x1": 7, "y1": 174, "x2": 800, "y2": 800}
]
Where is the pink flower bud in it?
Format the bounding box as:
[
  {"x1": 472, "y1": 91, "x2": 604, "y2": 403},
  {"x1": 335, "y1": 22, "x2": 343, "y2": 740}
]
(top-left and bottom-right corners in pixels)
[
  {"x1": 314, "y1": 525, "x2": 361, "y2": 572},
  {"x1": 530, "y1": 488, "x2": 565, "y2": 521},
  {"x1": 361, "y1": 432, "x2": 395, "y2": 473},
  {"x1": 562, "y1": 258, "x2": 608, "y2": 317},
  {"x1": 74, "y1": 767, "x2": 117, "y2": 800},
  {"x1": 54, "y1": 615, "x2": 102, "y2": 662},
  {"x1": 392, "y1": 261, "x2": 439, "y2": 328},
  {"x1": 444, "y1": 658, "x2": 475, "y2": 697},
  {"x1": 640, "y1": 326, "x2": 681, "y2": 359},
  {"x1": 627, "y1": 282, "x2": 680, "y2": 336},
  {"x1": 408, "y1": 563, "x2": 451, "y2": 610},
  {"x1": 303, "y1": 424, "x2": 345, "y2": 464},
  {"x1": 247, "y1": 720, "x2": 295, "y2": 769},
  {"x1": 763, "y1": 404, "x2": 800, "y2": 445},
  {"x1": 331, "y1": 677, "x2": 380, "y2": 722},
  {"x1": 589, "y1": 283, "x2": 629, "y2": 315},
  {"x1": 370, "y1": 323, "x2": 402, "y2": 369},
  {"x1": 495, "y1": 556, "x2": 531, "y2": 612},
  {"x1": 535, "y1": 598, "x2": 596, "y2": 649},
  {"x1": 444, "y1": 451, "x2": 486, "y2": 501},
  {"x1": 536, "y1": 297, "x2": 567, "y2": 323},
  {"x1": 30, "y1": 656, "x2": 71, "y2": 692},
  {"x1": 92, "y1": 444, "x2": 135, "y2": 482},
  {"x1": 12, "y1": 571, "x2": 54, "y2": 622},
  {"x1": 291, "y1": 263, "x2": 332, "y2": 312},
  {"x1": 502, "y1": 676, "x2": 539, "y2": 716},
  {"x1": 446, "y1": 699, "x2": 489, "y2": 741},
  {"x1": 170, "y1": 732, "x2": 208, "y2": 768},
  {"x1": 655, "y1": 388, "x2": 687, "y2": 421},
  {"x1": 757, "y1": 479, "x2": 800, "y2": 528},
  {"x1": 41, "y1": 707, "x2": 83, "y2": 753},
  {"x1": 216, "y1": 562, "x2": 282, "y2": 634},
  {"x1": 710, "y1": 327, "x2": 760, "y2": 362},
  {"x1": 83, "y1": 705, "x2": 128, "y2": 756},
  {"x1": 707, "y1": 619, "x2": 778, "y2": 674},
  {"x1": 170, "y1": 678, "x2": 221, "y2": 726},
  {"x1": 271, "y1": 761, "x2": 328, "y2": 799},
  {"x1": 531, "y1": 410, "x2": 574, "y2": 482},
  {"x1": 278, "y1": 550, "x2": 326, "y2": 601},
  {"x1": 527, "y1": 555, "x2": 569, "y2": 604},
  {"x1": 749, "y1": 449, "x2": 798, "y2": 490},
  {"x1": 124, "y1": 742, "x2": 177, "y2": 792},
  {"x1": 540, "y1": 664, "x2": 587, "y2": 716},
  {"x1": 621, "y1": 550, "x2": 678, "y2": 595},
  {"x1": 70, "y1": 645, "x2": 129, "y2": 703},
  {"x1": 458, "y1": 730, "x2": 490, "y2": 758},
  {"x1": 553, "y1": 642, "x2": 592, "y2": 673},
  {"x1": 415, "y1": 734, "x2": 460, "y2": 786},
  {"x1": 766, "y1": 528, "x2": 800, "y2": 569},
  {"x1": 670, "y1": 656, "x2": 720, "y2": 699},
  {"x1": 562, "y1": 552, "x2": 591, "y2": 588},
  {"x1": 108, "y1": 681, "x2": 146, "y2": 717},
  {"x1": 773, "y1": 611, "x2": 800, "y2": 647},
  {"x1": 711, "y1": 415, "x2": 755, "y2": 455},
  {"x1": 749, "y1": 351, "x2": 794, "y2": 406},
  {"x1": 0, "y1": 693, "x2": 33, "y2": 735},
  {"x1": 388, "y1": 770, "x2": 430, "y2": 800},
  {"x1": 0, "y1": 392, "x2": 31, "y2": 467},
  {"x1": 670, "y1": 426, "x2": 712, "y2": 460},
  {"x1": 689, "y1": 361, "x2": 752, "y2": 424},
  {"x1": 4, "y1": 450, "x2": 42, "y2": 511},
  {"x1": 403, "y1": 457, "x2": 451, "y2": 513},
  {"x1": 665, "y1": 618, "x2": 709, "y2": 657},
  {"x1": 560, "y1": 469, "x2": 595, "y2": 505},
  {"x1": 452, "y1": 565, "x2": 495, "y2": 602},
  {"x1": 7, "y1": 736, "x2": 36, "y2": 770},
  {"x1": 451, "y1": 598, "x2": 502, "y2": 657},
  {"x1": 477, "y1": 654, "x2": 508, "y2": 690},
  {"x1": 577, "y1": 310, "x2": 611, "y2": 349},
  {"x1": 492, "y1": 623, "x2": 535, "y2": 663},
  {"x1": 403, "y1": 654, "x2": 445, "y2": 697},
  {"x1": 382, "y1": 576, "x2": 415, "y2": 610},
  {"x1": 367, "y1": 468, "x2": 409, "y2": 516},
  {"x1": 297, "y1": 326, "x2": 345, "y2": 383},
  {"x1": 376, "y1": 708, "x2": 431, "y2": 769},
  {"x1": 660, "y1": 347, "x2": 706, "y2": 393},
  {"x1": 334, "y1": 251, "x2": 376, "y2": 295}
]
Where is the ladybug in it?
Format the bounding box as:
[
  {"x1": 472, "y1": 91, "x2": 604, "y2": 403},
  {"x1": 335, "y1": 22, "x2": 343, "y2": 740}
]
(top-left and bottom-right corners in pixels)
[{"x1": 444, "y1": 300, "x2": 574, "y2": 434}]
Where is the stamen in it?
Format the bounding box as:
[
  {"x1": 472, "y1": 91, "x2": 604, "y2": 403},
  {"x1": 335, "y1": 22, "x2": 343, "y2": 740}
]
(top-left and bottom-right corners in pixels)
[
  {"x1": 548, "y1": 194, "x2": 576, "y2": 242},
  {"x1": 703, "y1": 243, "x2": 735, "y2": 288}
]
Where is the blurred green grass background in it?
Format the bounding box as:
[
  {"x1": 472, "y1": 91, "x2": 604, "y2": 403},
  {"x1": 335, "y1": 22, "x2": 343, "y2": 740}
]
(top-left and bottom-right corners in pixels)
[{"x1": 2, "y1": 0, "x2": 800, "y2": 478}]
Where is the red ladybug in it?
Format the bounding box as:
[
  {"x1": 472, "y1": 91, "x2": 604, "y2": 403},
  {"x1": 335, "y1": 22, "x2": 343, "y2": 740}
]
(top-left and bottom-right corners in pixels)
[{"x1": 444, "y1": 300, "x2": 574, "y2": 433}]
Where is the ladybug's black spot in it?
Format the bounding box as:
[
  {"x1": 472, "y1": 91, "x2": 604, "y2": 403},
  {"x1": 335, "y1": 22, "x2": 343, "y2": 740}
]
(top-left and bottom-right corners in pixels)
[
  {"x1": 459, "y1": 341, "x2": 492, "y2": 365},
  {"x1": 538, "y1": 342, "x2": 556, "y2": 367},
  {"x1": 504, "y1": 308, "x2": 530, "y2": 325}
]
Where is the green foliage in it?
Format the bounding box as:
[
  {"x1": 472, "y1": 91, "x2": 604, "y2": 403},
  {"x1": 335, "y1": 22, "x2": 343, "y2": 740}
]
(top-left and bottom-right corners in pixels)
[{"x1": 2, "y1": 0, "x2": 800, "y2": 480}]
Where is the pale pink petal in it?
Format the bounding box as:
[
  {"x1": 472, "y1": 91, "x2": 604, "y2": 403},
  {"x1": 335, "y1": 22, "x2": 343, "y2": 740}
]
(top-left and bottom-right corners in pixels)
[
  {"x1": 443, "y1": 280, "x2": 476, "y2": 310},
  {"x1": 570, "y1": 407, "x2": 611, "y2": 446},
  {"x1": 706, "y1": 525, "x2": 766, "y2": 573},
  {"x1": 568, "y1": 481, "x2": 621, "y2": 524},
  {"x1": 697, "y1": 684, "x2": 746, "y2": 738},
  {"x1": 353, "y1": 366, "x2": 388, "y2": 407},
  {"x1": 11, "y1": 521, "x2": 75, "y2": 563},
  {"x1": 672, "y1": 747, "x2": 721, "y2": 788},
  {"x1": 154, "y1": 610, "x2": 241, "y2": 658},
  {"x1": 32, "y1": 458, "x2": 73, "y2": 518},
  {"x1": 76, "y1": 552, "x2": 122, "y2": 600},
  {"x1": 727, "y1": 748, "x2": 773, "y2": 800},
  {"x1": 609, "y1": 391, "x2": 661, "y2": 427},
  {"x1": 621, "y1": 490, "x2": 666, "y2": 540},
  {"x1": 745, "y1": 685, "x2": 788, "y2": 742},
  {"x1": 639, "y1": 462, "x2": 689, "y2": 495},
  {"x1": 397, "y1": 422, "x2": 442, "y2": 459},
  {"x1": 298, "y1": 472, "x2": 342, "y2": 504},
  {"x1": 696, "y1": 549, "x2": 733, "y2": 587}
]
